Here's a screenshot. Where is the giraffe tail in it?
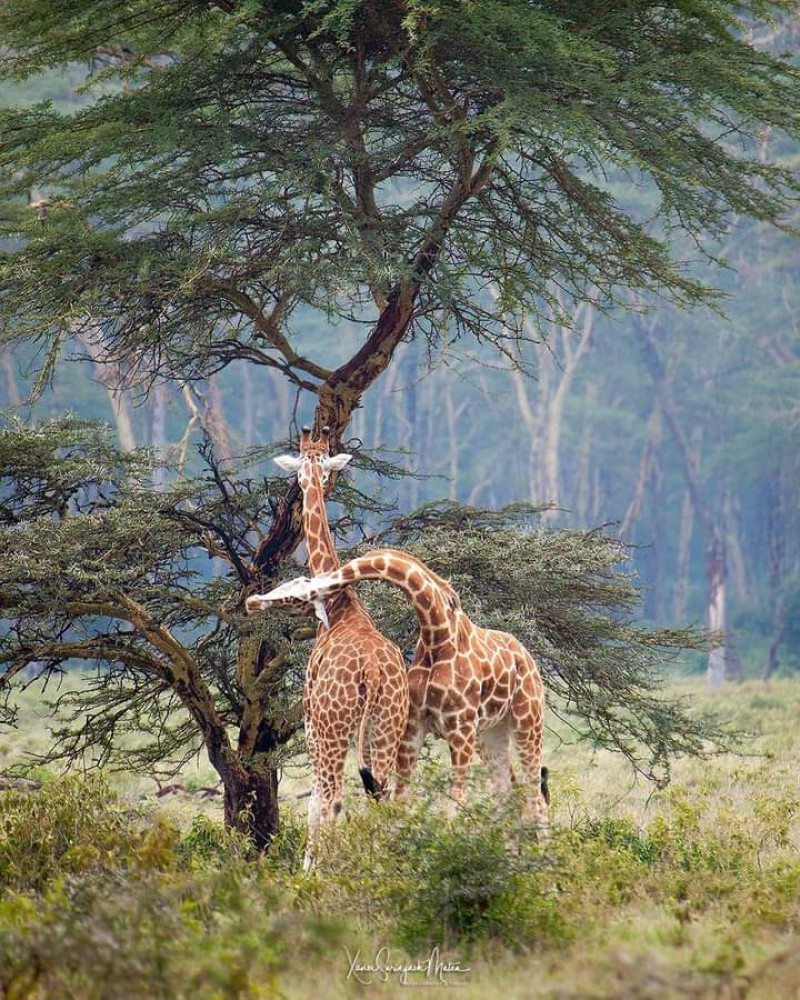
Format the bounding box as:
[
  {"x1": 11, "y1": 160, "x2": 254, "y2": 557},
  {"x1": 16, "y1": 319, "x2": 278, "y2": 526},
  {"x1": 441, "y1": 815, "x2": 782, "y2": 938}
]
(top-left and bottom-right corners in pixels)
[
  {"x1": 510, "y1": 762, "x2": 550, "y2": 804},
  {"x1": 357, "y1": 676, "x2": 383, "y2": 800}
]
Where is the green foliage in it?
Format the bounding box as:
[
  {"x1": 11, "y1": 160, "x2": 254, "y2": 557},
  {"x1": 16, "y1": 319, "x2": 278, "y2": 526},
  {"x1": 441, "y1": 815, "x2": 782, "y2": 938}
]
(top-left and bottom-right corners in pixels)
[
  {"x1": 0, "y1": 708, "x2": 798, "y2": 999},
  {"x1": 1, "y1": 1, "x2": 799, "y2": 388},
  {"x1": 0, "y1": 777, "x2": 344, "y2": 999},
  {"x1": 0, "y1": 774, "x2": 178, "y2": 894},
  {"x1": 305, "y1": 777, "x2": 565, "y2": 952}
]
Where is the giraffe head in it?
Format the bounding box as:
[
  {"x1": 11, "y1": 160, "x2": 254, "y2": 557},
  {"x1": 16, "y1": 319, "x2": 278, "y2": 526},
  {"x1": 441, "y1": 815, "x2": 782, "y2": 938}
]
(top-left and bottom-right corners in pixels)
[
  {"x1": 245, "y1": 575, "x2": 332, "y2": 629},
  {"x1": 273, "y1": 425, "x2": 352, "y2": 490}
]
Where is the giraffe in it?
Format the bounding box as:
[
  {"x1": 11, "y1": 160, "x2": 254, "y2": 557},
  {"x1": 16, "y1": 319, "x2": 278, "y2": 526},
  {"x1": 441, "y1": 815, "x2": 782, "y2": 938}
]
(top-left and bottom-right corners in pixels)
[
  {"x1": 252, "y1": 549, "x2": 549, "y2": 828},
  {"x1": 246, "y1": 429, "x2": 408, "y2": 869}
]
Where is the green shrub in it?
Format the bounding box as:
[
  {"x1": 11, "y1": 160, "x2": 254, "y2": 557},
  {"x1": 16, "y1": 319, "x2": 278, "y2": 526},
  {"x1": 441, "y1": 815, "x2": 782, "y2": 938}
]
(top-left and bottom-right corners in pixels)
[
  {"x1": 0, "y1": 774, "x2": 178, "y2": 893},
  {"x1": 306, "y1": 783, "x2": 566, "y2": 954},
  {"x1": 0, "y1": 868, "x2": 343, "y2": 1000}
]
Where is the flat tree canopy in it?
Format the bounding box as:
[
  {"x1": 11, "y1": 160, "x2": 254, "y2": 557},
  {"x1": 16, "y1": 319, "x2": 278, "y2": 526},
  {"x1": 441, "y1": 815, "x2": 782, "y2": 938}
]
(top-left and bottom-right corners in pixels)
[{"x1": 0, "y1": 2, "x2": 798, "y2": 842}]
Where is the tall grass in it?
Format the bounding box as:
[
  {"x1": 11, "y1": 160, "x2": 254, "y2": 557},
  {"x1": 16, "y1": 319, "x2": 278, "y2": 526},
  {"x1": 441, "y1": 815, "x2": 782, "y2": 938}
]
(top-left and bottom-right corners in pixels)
[{"x1": 0, "y1": 679, "x2": 799, "y2": 998}]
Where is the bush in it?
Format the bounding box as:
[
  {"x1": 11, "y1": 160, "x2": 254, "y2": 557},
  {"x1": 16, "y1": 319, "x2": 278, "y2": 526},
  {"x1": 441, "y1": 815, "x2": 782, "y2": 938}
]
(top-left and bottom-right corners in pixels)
[
  {"x1": 0, "y1": 779, "x2": 345, "y2": 1000},
  {"x1": 305, "y1": 772, "x2": 567, "y2": 954},
  {"x1": 0, "y1": 759, "x2": 798, "y2": 996},
  {"x1": 0, "y1": 774, "x2": 178, "y2": 893}
]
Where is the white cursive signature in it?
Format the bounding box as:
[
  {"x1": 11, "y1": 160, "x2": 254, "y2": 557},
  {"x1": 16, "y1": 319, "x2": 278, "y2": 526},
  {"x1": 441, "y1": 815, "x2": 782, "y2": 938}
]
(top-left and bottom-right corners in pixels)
[{"x1": 344, "y1": 945, "x2": 471, "y2": 987}]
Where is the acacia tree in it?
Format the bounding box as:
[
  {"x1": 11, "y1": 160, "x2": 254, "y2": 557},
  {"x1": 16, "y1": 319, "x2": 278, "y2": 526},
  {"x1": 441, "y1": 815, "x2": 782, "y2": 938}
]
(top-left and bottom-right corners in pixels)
[
  {"x1": 1, "y1": 1, "x2": 799, "y2": 840},
  {"x1": 0, "y1": 417, "x2": 725, "y2": 825}
]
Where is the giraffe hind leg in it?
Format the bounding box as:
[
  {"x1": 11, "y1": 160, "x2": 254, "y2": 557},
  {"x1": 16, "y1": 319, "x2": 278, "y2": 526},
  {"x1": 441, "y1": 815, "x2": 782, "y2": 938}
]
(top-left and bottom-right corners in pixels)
[
  {"x1": 509, "y1": 665, "x2": 549, "y2": 831},
  {"x1": 510, "y1": 718, "x2": 549, "y2": 830},
  {"x1": 394, "y1": 708, "x2": 425, "y2": 800},
  {"x1": 478, "y1": 720, "x2": 513, "y2": 796},
  {"x1": 446, "y1": 721, "x2": 478, "y2": 817},
  {"x1": 365, "y1": 703, "x2": 407, "y2": 800}
]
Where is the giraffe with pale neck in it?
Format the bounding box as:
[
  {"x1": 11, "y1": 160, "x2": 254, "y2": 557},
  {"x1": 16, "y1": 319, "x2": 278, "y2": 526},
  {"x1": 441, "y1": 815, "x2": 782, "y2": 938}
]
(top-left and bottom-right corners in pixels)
[
  {"x1": 247, "y1": 429, "x2": 408, "y2": 869},
  {"x1": 252, "y1": 548, "x2": 549, "y2": 826}
]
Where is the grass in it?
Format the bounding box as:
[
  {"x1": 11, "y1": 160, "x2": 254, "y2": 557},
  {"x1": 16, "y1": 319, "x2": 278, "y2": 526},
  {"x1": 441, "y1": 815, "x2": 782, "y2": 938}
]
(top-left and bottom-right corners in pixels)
[{"x1": 1, "y1": 674, "x2": 799, "y2": 999}]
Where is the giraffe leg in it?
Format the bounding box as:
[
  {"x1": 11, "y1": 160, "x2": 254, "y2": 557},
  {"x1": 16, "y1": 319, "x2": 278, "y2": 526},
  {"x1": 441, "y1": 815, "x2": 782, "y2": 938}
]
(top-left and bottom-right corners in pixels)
[
  {"x1": 478, "y1": 721, "x2": 512, "y2": 796},
  {"x1": 512, "y1": 725, "x2": 549, "y2": 833},
  {"x1": 317, "y1": 736, "x2": 348, "y2": 824},
  {"x1": 303, "y1": 718, "x2": 322, "y2": 872},
  {"x1": 303, "y1": 785, "x2": 321, "y2": 873},
  {"x1": 304, "y1": 720, "x2": 349, "y2": 870},
  {"x1": 394, "y1": 711, "x2": 426, "y2": 800},
  {"x1": 446, "y1": 721, "x2": 477, "y2": 817},
  {"x1": 366, "y1": 687, "x2": 408, "y2": 799},
  {"x1": 510, "y1": 663, "x2": 548, "y2": 833}
]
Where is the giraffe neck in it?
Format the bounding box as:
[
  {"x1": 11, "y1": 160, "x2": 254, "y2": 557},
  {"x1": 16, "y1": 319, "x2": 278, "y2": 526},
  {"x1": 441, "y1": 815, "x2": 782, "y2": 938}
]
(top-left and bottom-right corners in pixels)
[
  {"x1": 300, "y1": 470, "x2": 364, "y2": 625},
  {"x1": 301, "y1": 472, "x2": 340, "y2": 576},
  {"x1": 323, "y1": 550, "x2": 458, "y2": 651}
]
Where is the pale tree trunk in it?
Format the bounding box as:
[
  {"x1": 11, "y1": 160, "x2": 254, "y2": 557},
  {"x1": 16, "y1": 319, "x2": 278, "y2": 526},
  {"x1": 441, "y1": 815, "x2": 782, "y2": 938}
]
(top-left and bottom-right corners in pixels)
[
  {"x1": 724, "y1": 491, "x2": 750, "y2": 605},
  {"x1": 78, "y1": 332, "x2": 137, "y2": 451},
  {"x1": 151, "y1": 381, "x2": 168, "y2": 491},
  {"x1": 673, "y1": 428, "x2": 701, "y2": 622},
  {"x1": 764, "y1": 472, "x2": 785, "y2": 681},
  {"x1": 706, "y1": 531, "x2": 728, "y2": 689},
  {"x1": 1, "y1": 351, "x2": 21, "y2": 407},
  {"x1": 647, "y1": 459, "x2": 665, "y2": 621},
  {"x1": 242, "y1": 364, "x2": 254, "y2": 448},
  {"x1": 388, "y1": 348, "x2": 417, "y2": 508},
  {"x1": 638, "y1": 318, "x2": 733, "y2": 687},
  {"x1": 674, "y1": 488, "x2": 695, "y2": 622},
  {"x1": 720, "y1": 489, "x2": 745, "y2": 682},
  {"x1": 501, "y1": 287, "x2": 595, "y2": 518},
  {"x1": 620, "y1": 400, "x2": 661, "y2": 540},
  {"x1": 575, "y1": 383, "x2": 596, "y2": 524},
  {"x1": 444, "y1": 382, "x2": 467, "y2": 501},
  {"x1": 540, "y1": 304, "x2": 595, "y2": 520},
  {"x1": 591, "y1": 465, "x2": 603, "y2": 524},
  {"x1": 511, "y1": 366, "x2": 540, "y2": 503}
]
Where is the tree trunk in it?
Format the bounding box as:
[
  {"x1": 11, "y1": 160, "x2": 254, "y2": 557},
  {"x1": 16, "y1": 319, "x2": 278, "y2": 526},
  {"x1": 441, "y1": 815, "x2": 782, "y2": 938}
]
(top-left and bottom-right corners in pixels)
[
  {"x1": 151, "y1": 381, "x2": 168, "y2": 491},
  {"x1": 620, "y1": 400, "x2": 660, "y2": 540},
  {"x1": 674, "y1": 487, "x2": 694, "y2": 622},
  {"x1": 647, "y1": 459, "x2": 665, "y2": 621},
  {"x1": 673, "y1": 425, "x2": 701, "y2": 623},
  {"x1": 1, "y1": 350, "x2": 21, "y2": 407},
  {"x1": 223, "y1": 765, "x2": 280, "y2": 849},
  {"x1": 764, "y1": 472, "x2": 784, "y2": 681},
  {"x1": 575, "y1": 383, "x2": 596, "y2": 525},
  {"x1": 242, "y1": 363, "x2": 254, "y2": 448},
  {"x1": 724, "y1": 491, "x2": 750, "y2": 604},
  {"x1": 638, "y1": 321, "x2": 733, "y2": 686},
  {"x1": 706, "y1": 531, "x2": 727, "y2": 689}
]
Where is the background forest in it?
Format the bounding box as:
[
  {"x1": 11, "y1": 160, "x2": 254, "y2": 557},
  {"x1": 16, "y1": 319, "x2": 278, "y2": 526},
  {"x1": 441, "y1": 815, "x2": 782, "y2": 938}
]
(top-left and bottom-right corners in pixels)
[{"x1": 3, "y1": 27, "x2": 798, "y2": 683}]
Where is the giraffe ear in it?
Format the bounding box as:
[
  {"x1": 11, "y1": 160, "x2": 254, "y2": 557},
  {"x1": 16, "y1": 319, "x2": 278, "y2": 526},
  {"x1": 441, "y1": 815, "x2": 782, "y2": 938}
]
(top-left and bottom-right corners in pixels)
[
  {"x1": 273, "y1": 454, "x2": 303, "y2": 473},
  {"x1": 325, "y1": 453, "x2": 352, "y2": 472},
  {"x1": 313, "y1": 598, "x2": 330, "y2": 630}
]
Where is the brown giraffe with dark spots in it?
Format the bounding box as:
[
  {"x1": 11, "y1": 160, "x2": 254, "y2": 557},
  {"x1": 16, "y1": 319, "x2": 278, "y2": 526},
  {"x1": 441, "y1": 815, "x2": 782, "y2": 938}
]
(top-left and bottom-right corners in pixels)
[
  {"x1": 255, "y1": 549, "x2": 549, "y2": 827},
  {"x1": 246, "y1": 430, "x2": 408, "y2": 869}
]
